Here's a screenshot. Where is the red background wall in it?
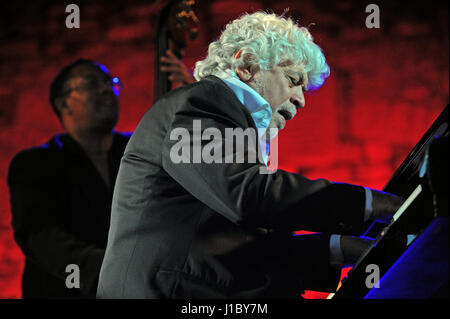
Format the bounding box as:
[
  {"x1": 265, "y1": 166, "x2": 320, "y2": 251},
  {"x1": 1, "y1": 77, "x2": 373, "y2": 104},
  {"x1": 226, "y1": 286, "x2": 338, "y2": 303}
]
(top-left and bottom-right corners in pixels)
[{"x1": 0, "y1": 0, "x2": 448, "y2": 298}]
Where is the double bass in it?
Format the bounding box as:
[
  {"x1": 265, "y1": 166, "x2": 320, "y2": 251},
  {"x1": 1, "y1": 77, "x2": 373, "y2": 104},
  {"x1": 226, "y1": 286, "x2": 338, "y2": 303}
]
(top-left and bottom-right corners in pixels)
[{"x1": 153, "y1": 0, "x2": 199, "y2": 102}]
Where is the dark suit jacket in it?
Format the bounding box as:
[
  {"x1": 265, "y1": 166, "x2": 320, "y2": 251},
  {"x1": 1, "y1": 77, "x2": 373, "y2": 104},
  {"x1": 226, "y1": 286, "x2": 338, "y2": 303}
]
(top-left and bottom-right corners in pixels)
[
  {"x1": 97, "y1": 76, "x2": 366, "y2": 298},
  {"x1": 8, "y1": 132, "x2": 130, "y2": 298}
]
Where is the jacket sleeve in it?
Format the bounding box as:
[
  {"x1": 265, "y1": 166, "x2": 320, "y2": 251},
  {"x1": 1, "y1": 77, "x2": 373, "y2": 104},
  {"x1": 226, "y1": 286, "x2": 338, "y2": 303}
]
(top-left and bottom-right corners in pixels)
[
  {"x1": 7, "y1": 150, "x2": 104, "y2": 297},
  {"x1": 161, "y1": 81, "x2": 367, "y2": 235}
]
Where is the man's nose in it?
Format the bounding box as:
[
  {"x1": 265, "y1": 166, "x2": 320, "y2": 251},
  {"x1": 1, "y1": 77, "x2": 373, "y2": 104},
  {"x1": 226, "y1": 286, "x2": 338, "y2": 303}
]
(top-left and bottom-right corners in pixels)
[{"x1": 290, "y1": 89, "x2": 305, "y2": 110}]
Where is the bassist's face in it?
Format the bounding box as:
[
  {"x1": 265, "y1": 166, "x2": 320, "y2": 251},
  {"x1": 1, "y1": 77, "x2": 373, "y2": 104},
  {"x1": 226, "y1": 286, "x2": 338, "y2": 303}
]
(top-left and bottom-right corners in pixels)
[{"x1": 62, "y1": 64, "x2": 119, "y2": 133}]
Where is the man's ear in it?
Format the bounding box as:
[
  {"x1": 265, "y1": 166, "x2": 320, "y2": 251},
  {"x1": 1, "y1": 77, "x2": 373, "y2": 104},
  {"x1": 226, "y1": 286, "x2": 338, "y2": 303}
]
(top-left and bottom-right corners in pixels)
[{"x1": 235, "y1": 65, "x2": 253, "y2": 83}]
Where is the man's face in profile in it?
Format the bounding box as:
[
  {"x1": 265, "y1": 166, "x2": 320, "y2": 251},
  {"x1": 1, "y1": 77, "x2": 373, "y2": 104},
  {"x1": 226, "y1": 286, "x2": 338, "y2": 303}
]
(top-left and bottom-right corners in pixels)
[
  {"x1": 241, "y1": 60, "x2": 308, "y2": 141},
  {"x1": 63, "y1": 63, "x2": 119, "y2": 131}
]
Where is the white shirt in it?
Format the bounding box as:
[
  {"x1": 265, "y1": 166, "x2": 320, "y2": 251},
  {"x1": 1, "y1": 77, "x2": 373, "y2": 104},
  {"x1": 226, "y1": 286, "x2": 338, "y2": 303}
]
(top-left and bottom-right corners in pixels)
[{"x1": 219, "y1": 75, "x2": 272, "y2": 165}]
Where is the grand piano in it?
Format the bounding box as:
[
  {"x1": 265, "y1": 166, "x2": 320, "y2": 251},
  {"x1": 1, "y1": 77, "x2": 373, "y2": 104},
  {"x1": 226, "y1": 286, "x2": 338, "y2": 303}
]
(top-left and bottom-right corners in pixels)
[{"x1": 332, "y1": 105, "x2": 449, "y2": 299}]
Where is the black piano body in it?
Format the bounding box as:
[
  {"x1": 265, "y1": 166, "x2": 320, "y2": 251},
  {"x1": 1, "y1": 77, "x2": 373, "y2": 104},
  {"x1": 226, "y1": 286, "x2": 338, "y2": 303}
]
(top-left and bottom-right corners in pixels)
[{"x1": 333, "y1": 105, "x2": 449, "y2": 299}]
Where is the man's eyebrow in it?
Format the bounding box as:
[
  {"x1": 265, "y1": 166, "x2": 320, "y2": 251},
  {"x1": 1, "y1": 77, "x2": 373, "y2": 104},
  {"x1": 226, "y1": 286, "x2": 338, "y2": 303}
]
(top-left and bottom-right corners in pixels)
[
  {"x1": 286, "y1": 69, "x2": 305, "y2": 82},
  {"x1": 278, "y1": 60, "x2": 293, "y2": 67},
  {"x1": 85, "y1": 73, "x2": 111, "y2": 78}
]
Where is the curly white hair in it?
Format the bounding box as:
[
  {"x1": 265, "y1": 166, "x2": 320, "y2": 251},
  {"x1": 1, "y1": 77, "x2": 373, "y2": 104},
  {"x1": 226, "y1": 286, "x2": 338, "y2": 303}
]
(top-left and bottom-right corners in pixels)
[{"x1": 194, "y1": 11, "x2": 330, "y2": 90}]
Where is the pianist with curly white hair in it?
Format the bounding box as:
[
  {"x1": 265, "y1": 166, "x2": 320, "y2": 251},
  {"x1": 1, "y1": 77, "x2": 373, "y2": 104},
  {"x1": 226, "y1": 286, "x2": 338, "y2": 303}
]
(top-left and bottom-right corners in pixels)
[{"x1": 97, "y1": 11, "x2": 404, "y2": 299}]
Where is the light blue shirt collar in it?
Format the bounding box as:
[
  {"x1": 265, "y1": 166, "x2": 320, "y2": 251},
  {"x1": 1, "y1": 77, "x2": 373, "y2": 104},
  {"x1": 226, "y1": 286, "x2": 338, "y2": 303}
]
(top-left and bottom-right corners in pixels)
[{"x1": 218, "y1": 75, "x2": 272, "y2": 164}]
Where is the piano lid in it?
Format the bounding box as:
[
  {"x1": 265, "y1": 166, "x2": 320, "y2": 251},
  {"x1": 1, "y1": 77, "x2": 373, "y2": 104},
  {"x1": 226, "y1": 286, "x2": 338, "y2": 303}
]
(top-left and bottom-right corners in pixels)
[{"x1": 383, "y1": 105, "x2": 449, "y2": 198}]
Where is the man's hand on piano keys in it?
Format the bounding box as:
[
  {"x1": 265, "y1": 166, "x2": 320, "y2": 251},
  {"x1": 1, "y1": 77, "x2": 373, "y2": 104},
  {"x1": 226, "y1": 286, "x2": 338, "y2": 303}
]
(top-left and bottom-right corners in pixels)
[{"x1": 370, "y1": 190, "x2": 405, "y2": 224}]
